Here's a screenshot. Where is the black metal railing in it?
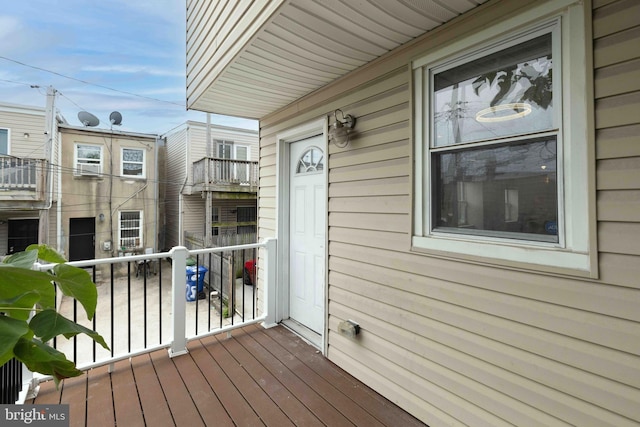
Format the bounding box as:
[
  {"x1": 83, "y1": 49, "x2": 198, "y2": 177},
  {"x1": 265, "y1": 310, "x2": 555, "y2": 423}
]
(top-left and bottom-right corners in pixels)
[
  {"x1": 34, "y1": 241, "x2": 273, "y2": 371},
  {"x1": 0, "y1": 357, "x2": 22, "y2": 404}
]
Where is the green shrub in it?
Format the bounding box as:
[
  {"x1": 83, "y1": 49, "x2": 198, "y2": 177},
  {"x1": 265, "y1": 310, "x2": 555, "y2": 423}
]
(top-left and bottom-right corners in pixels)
[{"x1": 0, "y1": 245, "x2": 109, "y2": 386}]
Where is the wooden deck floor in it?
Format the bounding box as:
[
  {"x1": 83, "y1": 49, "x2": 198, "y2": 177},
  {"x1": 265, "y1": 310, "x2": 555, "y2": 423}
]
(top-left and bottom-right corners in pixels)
[{"x1": 29, "y1": 324, "x2": 427, "y2": 426}]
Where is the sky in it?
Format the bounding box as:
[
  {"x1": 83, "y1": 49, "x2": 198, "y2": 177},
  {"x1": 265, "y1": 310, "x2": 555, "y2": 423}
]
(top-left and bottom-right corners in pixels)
[{"x1": 0, "y1": 0, "x2": 258, "y2": 135}]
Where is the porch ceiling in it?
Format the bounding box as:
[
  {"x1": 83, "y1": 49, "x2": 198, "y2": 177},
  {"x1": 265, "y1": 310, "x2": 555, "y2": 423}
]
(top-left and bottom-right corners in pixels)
[{"x1": 186, "y1": 0, "x2": 487, "y2": 120}]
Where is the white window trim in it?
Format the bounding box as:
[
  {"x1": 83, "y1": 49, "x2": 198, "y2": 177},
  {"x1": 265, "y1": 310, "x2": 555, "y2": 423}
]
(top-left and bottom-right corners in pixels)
[
  {"x1": 412, "y1": 0, "x2": 595, "y2": 276},
  {"x1": 0, "y1": 128, "x2": 10, "y2": 155},
  {"x1": 74, "y1": 143, "x2": 103, "y2": 176},
  {"x1": 120, "y1": 147, "x2": 146, "y2": 179}
]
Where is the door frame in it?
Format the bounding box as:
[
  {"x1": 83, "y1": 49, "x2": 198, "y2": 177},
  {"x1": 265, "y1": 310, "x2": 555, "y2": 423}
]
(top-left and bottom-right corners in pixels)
[{"x1": 276, "y1": 117, "x2": 328, "y2": 352}]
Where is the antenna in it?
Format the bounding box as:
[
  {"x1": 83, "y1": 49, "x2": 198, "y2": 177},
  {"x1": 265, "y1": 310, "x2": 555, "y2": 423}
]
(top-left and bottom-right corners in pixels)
[
  {"x1": 109, "y1": 111, "x2": 123, "y2": 126},
  {"x1": 78, "y1": 111, "x2": 99, "y2": 127}
]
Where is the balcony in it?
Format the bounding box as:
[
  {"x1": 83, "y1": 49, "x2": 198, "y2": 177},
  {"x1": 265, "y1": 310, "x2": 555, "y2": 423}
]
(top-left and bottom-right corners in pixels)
[
  {"x1": 191, "y1": 157, "x2": 258, "y2": 194},
  {"x1": 13, "y1": 241, "x2": 424, "y2": 426},
  {"x1": 0, "y1": 157, "x2": 47, "y2": 205}
]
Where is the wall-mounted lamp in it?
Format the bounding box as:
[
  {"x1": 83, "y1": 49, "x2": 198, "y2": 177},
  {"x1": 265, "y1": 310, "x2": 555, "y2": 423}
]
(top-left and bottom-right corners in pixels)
[
  {"x1": 329, "y1": 109, "x2": 356, "y2": 148},
  {"x1": 23, "y1": 133, "x2": 30, "y2": 139},
  {"x1": 98, "y1": 213, "x2": 105, "y2": 222}
]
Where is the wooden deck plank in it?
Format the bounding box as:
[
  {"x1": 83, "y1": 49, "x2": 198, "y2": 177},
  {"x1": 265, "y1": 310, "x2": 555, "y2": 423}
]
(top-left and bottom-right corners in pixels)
[
  {"x1": 31, "y1": 379, "x2": 61, "y2": 405},
  {"x1": 85, "y1": 365, "x2": 115, "y2": 427},
  {"x1": 234, "y1": 327, "x2": 358, "y2": 426},
  {"x1": 171, "y1": 344, "x2": 233, "y2": 427},
  {"x1": 186, "y1": 338, "x2": 257, "y2": 426},
  {"x1": 26, "y1": 325, "x2": 425, "y2": 427},
  {"x1": 217, "y1": 330, "x2": 325, "y2": 427},
  {"x1": 148, "y1": 348, "x2": 205, "y2": 427},
  {"x1": 59, "y1": 373, "x2": 87, "y2": 427},
  {"x1": 131, "y1": 352, "x2": 175, "y2": 426},
  {"x1": 111, "y1": 359, "x2": 145, "y2": 427},
  {"x1": 263, "y1": 325, "x2": 427, "y2": 427},
  {"x1": 200, "y1": 333, "x2": 295, "y2": 427},
  {"x1": 246, "y1": 325, "x2": 388, "y2": 427}
]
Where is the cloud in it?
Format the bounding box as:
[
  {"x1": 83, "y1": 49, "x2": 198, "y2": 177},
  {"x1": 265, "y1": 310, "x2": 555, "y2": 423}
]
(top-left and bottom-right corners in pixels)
[{"x1": 82, "y1": 65, "x2": 183, "y2": 77}]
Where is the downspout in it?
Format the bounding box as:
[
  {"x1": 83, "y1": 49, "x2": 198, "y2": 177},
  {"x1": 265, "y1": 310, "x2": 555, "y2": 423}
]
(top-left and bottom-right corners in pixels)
[{"x1": 56, "y1": 124, "x2": 63, "y2": 253}]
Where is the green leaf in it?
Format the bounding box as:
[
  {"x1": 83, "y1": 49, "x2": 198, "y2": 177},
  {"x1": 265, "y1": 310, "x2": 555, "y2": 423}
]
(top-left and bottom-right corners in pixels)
[
  {"x1": 0, "y1": 267, "x2": 56, "y2": 310},
  {"x1": 13, "y1": 337, "x2": 83, "y2": 385},
  {"x1": 1, "y1": 249, "x2": 38, "y2": 269},
  {"x1": 27, "y1": 244, "x2": 67, "y2": 264},
  {"x1": 0, "y1": 292, "x2": 40, "y2": 320},
  {"x1": 0, "y1": 316, "x2": 30, "y2": 366},
  {"x1": 30, "y1": 309, "x2": 109, "y2": 351},
  {"x1": 52, "y1": 264, "x2": 97, "y2": 320}
]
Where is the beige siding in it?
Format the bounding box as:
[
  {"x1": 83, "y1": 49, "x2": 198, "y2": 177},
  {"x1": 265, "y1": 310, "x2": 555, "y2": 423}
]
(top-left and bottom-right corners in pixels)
[
  {"x1": 163, "y1": 122, "x2": 258, "y2": 247},
  {"x1": 0, "y1": 105, "x2": 47, "y2": 158},
  {"x1": 164, "y1": 127, "x2": 187, "y2": 248},
  {"x1": 257, "y1": 0, "x2": 640, "y2": 425}
]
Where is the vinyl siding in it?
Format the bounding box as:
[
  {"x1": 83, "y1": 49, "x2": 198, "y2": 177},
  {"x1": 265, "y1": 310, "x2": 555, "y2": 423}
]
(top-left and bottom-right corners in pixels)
[
  {"x1": 164, "y1": 127, "x2": 187, "y2": 248},
  {"x1": 163, "y1": 122, "x2": 258, "y2": 248},
  {"x1": 257, "y1": 0, "x2": 640, "y2": 425}
]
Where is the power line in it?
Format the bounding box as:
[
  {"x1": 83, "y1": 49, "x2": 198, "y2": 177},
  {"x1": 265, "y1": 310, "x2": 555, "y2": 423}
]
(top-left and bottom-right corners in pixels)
[{"x1": 0, "y1": 55, "x2": 186, "y2": 108}]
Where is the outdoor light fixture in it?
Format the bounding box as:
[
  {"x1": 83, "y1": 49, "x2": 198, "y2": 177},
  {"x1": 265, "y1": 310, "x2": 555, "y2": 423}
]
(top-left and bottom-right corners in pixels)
[
  {"x1": 329, "y1": 109, "x2": 356, "y2": 148},
  {"x1": 23, "y1": 133, "x2": 30, "y2": 139},
  {"x1": 99, "y1": 213, "x2": 105, "y2": 222}
]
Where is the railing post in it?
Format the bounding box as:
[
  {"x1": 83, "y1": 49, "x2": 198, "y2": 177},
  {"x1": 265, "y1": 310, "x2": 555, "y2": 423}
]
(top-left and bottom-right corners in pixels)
[
  {"x1": 169, "y1": 246, "x2": 189, "y2": 357},
  {"x1": 262, "y1": 238, "x2": 278, "y2": 328}
]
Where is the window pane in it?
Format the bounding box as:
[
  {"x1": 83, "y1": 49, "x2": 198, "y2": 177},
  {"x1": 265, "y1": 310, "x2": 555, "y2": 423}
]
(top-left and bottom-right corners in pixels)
[
  {"x1": 296, "y1": 147, "x2": 324, "y2": 174},
  {"x1": 433, "y1": 138, "x2": 558, "y2": 242},
  {"x1": 123, "y1": 149, "x2": 143, "y2": 162},
  {"x1": 432, "y1": 33, "x2": 553, "y2": 147},
  {"x1": 0, "y1": 129, "x2": 8, "y2": 154},
  {"x1": 77, "y1": 145, "x2": 101, "y2": 159}
]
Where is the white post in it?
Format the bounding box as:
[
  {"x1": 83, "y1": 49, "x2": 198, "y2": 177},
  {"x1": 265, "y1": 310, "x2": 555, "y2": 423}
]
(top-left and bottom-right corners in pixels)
[
  {"x1": 262, "y1": 238, "x2": 278, "y2": 328},
  {"x1": 169, "y1": 246, "x2": 189, "y2": 357}
]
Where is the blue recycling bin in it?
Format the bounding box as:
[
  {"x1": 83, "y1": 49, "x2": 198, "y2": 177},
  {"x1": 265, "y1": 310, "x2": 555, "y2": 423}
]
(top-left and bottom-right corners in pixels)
[{"x1": 186, "y1": 265, "x2": 208, "y2": 301}]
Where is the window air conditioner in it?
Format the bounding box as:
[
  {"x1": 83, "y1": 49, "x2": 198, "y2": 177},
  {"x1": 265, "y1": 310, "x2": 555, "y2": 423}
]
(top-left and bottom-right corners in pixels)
[{"x1": 77, "y1": 163, "x2": 100, "y2": 176}]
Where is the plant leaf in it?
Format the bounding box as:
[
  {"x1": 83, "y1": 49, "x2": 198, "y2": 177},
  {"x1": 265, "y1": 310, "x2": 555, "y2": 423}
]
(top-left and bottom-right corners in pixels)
[
  {"x1": 30, "y1": 309, "x2": 109, "y2": 351},
  {"x1": 1, "y1": 249, "x2": 38, "y2": 269},
  {"x1": 13, "y1": 337, "x2": 83, "y2": 385},
  {"x1": 0, "y1": 267, "x2": 56, "y2": 310},
  {"x1": 27, "y1": 244, "x2": 68, "y2": 264},
  {"x1": 52, "y1": 264, "x2": 97, "y2": 320},
  {"x1": 0, "y1": 315, "x2": 30, "y2": 366},
  {"x1": 0, "y1": 292, "x2": 40, "y2": 320}
]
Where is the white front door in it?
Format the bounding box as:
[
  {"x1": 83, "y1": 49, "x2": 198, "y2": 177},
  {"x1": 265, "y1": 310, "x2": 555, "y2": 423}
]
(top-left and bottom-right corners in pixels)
[{"x1": 289, "y1": 135, "x2": 325, "y2": 334}]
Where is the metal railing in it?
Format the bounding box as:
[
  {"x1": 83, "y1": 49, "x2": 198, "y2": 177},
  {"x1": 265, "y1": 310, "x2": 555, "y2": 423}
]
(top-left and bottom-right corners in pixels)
[
  {"x1": 0, "y1": 157, "x2": 44, "y2": 190},
  {"x1": 0, "y1": 357, "x2": 22, "y2": 404},
  {"x1": 30, "y1": 240, "x2": 276, "y2": 378},
  {"x1": 192, "y1": 157, "x2": 259, "y2": 187}
]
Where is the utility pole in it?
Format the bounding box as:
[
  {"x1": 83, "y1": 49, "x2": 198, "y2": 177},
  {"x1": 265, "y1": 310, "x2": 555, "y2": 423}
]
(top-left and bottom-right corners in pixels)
[{"x1": 39, "y1": 86, "x2": 57, "y2": 245}]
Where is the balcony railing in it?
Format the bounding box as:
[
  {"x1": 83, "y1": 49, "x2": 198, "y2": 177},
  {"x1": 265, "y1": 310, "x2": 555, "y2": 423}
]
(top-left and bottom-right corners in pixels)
[
  {"x1": 17, "y1": 240, "x2": 277, "y2": 399},
  {"x1": 0, "y1": 157, "x2": 47, "y2": 205},
  {"x1": 192, "y1": 157, "x2": 258, "y2": 190}
]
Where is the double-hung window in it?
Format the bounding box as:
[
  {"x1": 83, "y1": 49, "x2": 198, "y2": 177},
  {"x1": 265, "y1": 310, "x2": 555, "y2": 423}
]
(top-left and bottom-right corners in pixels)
[
  {"x1": 121, "y1": 148, "x2": 145, "y2": 178},
  {"x1": 412, "y1": 1, "x2": 594, "y2": 275},
  {"x1": 75, "y1": 143, "x2": 102, "y2": 176}
]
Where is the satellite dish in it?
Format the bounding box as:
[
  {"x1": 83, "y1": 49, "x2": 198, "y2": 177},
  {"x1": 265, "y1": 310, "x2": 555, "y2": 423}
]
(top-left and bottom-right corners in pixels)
[
  {"x1": 78, "y1": 111, "x2": 99, "y2": 127},
  {"x1": 109, "y1": 111, "x2": 123, "y2": 126}
]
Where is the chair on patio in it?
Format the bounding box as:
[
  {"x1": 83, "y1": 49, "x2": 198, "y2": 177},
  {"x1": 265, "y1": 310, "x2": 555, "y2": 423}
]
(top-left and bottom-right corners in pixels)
[{"x1": 136, "y1": 248, "x2": 154, "y2": 278}]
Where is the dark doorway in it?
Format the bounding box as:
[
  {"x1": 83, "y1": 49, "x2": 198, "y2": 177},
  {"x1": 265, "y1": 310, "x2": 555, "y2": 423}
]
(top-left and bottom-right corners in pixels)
[
  {"x1": 7, "y1": 219, "x2": 39, "y2": 254},
  {"x1": 69, "y1": 217, "x2": 95, "y2": 261}
]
